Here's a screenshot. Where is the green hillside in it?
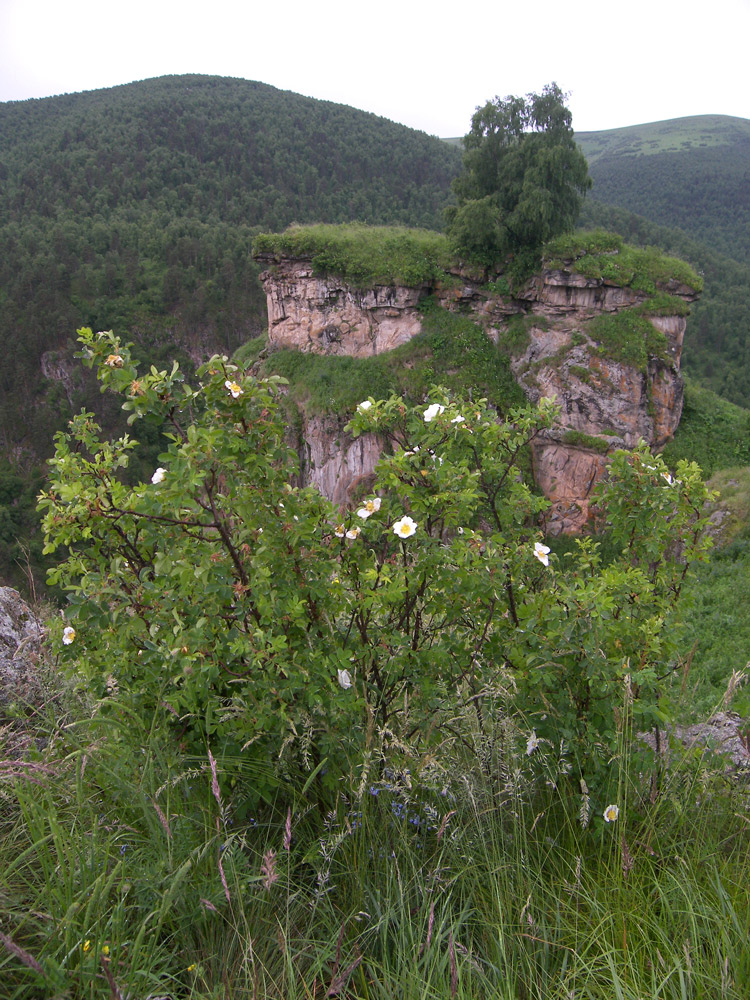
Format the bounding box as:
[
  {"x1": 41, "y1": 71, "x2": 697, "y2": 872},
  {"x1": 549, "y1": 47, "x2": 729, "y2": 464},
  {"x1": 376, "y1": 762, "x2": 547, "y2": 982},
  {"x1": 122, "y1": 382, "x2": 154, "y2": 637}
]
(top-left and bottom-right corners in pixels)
[
  {"x1": 0, "y1": 74, "x2": 461, "y2": 458},
  {"x1": 575, "y1": 115, "x2": 750, "y2": 265}
]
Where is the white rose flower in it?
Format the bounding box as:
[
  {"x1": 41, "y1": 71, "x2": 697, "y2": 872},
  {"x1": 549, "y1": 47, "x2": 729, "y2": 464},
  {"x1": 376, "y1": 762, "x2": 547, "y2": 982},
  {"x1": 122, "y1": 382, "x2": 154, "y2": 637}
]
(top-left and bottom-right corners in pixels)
[
  {"x1": 393, "y1": 516, "x2": 417, "y2": 539},
  {"x1": 533, "y1": 541, "x2": 551, "y2": 567},
  {"x1": 356, "y1": 497, "x2": 381, "y2": 519},
  {"x1": 225, "y1": 380, "x2": 243, "y2": 398},
  {"x1": 62, "y1": 625, "x2": 76, "y2": 645},
  {"x1": 357, "y1": 400, "x2": 373, "y2": 412},
  {"x1": 337, "y1": 668, "x2": 353, "y2": 690},
  {"x1": 151, "y1": 467, "x2": 166, "y2": 484},
  {"x1": 346, "y1": 526, "x2": 361, "y2": 540},
  {"x1": 423, "y1": 403, "x2": 445, "y2": 422}
]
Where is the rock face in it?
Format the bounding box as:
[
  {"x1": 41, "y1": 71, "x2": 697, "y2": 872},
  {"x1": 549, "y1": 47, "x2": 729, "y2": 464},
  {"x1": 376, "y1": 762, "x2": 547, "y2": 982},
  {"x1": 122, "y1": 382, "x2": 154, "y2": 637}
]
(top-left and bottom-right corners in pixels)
[
  {"x1": 0, "y1": 587, "x2": 48, "y2": 758},
  {"x1": 0, "y1": 587, "x2": 45, "y2": 705},
  {"x1": 296, "y1": 414, "x2": 383, "y2": 506},
  {"x1": 261, "y1": 259, "x2": 427, "y2": 357},
  {"x1": 257, "y1": 256, "x2": 697, "y2": 532}
]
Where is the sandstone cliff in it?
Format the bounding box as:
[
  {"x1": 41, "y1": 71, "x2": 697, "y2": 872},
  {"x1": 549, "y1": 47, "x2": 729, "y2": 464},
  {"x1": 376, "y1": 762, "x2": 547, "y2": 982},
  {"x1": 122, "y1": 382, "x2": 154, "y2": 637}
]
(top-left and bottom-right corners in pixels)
[{"x1": 256, "y1": 252, "x2": 697, "y2": 532}]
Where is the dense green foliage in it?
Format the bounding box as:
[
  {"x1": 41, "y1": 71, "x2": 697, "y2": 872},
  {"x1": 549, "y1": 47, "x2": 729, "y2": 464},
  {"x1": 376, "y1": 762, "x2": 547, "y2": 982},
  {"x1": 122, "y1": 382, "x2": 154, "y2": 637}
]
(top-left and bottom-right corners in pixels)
[
  {"x1": 662, "y1": 379, "x2": 750, "y2": 476},
  {"x1": 446, "y1": 84, "x2": 591, "y2": 267},
  {"x1": 576, "y1": 115, "x2": 750, "y2": 265},
  {"x1": 41, "y1": 332, "x2": 714, "y2": 801},
  {"x1": 253, "y1": 224, "x2": 454, "y2": 287}
]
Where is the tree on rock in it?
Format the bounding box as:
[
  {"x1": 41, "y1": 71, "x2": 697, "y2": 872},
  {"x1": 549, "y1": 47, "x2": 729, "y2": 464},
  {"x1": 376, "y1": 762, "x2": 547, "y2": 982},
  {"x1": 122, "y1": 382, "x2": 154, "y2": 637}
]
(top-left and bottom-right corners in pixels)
[{"x1": 446, "y1": 83, "x2": 591, "y2": 270}]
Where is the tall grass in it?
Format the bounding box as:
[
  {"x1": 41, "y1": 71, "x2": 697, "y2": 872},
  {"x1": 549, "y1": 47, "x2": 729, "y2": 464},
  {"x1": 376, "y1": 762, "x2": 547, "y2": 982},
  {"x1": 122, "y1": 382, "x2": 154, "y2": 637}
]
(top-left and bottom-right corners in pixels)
[{"x1": 2, "y1": 679, "x2": 749, "y2": 999}]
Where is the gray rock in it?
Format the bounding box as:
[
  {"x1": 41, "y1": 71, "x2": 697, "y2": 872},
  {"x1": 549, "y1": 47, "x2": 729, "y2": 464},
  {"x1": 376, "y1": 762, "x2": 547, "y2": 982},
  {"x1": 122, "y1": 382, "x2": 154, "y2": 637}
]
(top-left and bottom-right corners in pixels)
[
  {"x1": 640, "y1": 711, "x2": 750, "y2": 774},
  {"x1": 0, "y1": 586, "x2": 46, "y2": 708}
]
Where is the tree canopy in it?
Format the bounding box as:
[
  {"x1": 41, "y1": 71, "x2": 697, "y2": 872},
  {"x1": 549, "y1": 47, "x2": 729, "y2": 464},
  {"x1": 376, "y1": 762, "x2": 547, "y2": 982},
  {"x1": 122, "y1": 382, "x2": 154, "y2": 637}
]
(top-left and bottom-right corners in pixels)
[{"x1": 446, "y1": 83, "x2": 591, "y2": 268}]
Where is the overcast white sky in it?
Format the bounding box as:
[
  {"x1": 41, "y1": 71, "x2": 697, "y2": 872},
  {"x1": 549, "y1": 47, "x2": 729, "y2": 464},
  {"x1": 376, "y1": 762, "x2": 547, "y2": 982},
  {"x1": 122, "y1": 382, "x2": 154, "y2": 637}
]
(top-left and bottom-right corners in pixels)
[{"x1": 1, "y1": 0, "x2": 748, "y2": 136}]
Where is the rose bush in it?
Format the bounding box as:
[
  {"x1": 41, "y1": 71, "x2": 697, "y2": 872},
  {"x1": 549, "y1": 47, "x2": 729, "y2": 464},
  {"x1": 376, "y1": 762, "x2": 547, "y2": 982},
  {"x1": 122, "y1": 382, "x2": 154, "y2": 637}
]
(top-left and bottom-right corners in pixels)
[{"x1": 40, "y1": 328, "x2": 714, "y2": 810}]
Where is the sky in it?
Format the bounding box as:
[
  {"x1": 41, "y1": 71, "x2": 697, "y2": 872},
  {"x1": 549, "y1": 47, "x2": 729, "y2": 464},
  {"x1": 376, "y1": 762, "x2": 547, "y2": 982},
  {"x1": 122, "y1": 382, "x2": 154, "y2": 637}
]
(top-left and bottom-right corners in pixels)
[{"x1": 1, "y1": 0, "x2": 749, "y2": 136}]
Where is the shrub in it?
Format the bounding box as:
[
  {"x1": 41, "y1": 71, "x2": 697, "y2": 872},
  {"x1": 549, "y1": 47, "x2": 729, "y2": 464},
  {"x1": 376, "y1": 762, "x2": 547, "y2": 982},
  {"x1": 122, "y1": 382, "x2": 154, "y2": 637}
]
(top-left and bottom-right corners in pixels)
[{"x1": 41, "y1": 329, "x2": 714, "y2": 812}]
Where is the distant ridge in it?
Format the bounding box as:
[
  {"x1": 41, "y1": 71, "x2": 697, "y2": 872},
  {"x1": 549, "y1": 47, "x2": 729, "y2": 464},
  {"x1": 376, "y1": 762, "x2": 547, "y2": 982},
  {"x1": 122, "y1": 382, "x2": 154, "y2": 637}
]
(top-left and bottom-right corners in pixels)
[{"x1": 575, "y1": 114, "x2": 750, "y2": 165}]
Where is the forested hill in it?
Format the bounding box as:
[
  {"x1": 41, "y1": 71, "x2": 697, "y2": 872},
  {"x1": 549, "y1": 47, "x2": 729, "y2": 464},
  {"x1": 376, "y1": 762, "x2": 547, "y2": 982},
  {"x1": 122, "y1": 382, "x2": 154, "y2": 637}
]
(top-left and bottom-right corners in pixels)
[
  {"x1": 0, "y1": 74, "x2": 461, "y2": 230},
  {"x1": 575, "y1": 115, "x2": 750, "y2": 265},
  {"x1": 0, "y1": 74, "x2": 461, "y2": 454}
]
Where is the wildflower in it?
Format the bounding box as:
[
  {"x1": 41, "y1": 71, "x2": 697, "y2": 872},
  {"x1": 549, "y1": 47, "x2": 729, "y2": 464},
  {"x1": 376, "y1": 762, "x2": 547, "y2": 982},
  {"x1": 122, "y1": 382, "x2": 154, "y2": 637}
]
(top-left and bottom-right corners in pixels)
[
  {"x1": 83, "y1": 940, "x2": 91, "y2": 953},
  {"x1": 533, "y1": 541, "x2": 551, "y2": 567},
  {"x1": 393, "y1": 515, "x2": 417, "y2": 538},
  {"x1": 356, "y1": 497, "x2": 381, "y2": 519},
  {"x1": 526, "y1": 732, "x2": 540, "y2": 755},
  {"x1": 338, "y1": 668, "x2": 352, "y2": 689},
  {"x1": 346, "y1": 526, "x2": 361, "y2": 540},
  {"x1": 334, "y1": 524, "x2": 346, "y2": 538},
  {"x1": 104, "y1": 353, "x2": 123, "y2": 367},
  {"x1": 62, "y1": 625, "x2": 76, "y2": 645},
  {"x1": 423, "y1": 402, "x2": 445, "y2": 422},
  {"x1": 101, "y1": 945, "x2": 110, "y2": 957},
  {"x1": 451, "y1": 414, "x2": 465, "y2": 424},
  {"x1": 187, "y1": 964, "x2": 197, "y2": 972},
  {"x1": 457, "y1": 527, "x2": 464, "y2": 534},
  {"x1": 225, "y1": 379, "x2": 243, "y2": 398},
  {"x1": 603, "y1": 804, "x2": 620, "y2": 823},
  {"x1": 357, "y1": 400, "x2": 373, "y2": 412},
  {"x1": 662, "y1": 472, "x2": 674, "y2": 486},
  {"x1": 151, "y1": 467, "x2": 166, "y2": 484}
]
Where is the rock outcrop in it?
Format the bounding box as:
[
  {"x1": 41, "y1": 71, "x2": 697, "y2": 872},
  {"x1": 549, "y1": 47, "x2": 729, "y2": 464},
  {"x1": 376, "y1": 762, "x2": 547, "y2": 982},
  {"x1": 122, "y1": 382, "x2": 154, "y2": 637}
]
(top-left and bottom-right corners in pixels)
[
  {"x1": 0, "y1": 587, "x2": 48, "y2": 759},
  {"x1": 296, "y1": 414, "x2": 382, "y2": 506},
  {"x1": 257, "y1": 255, "x2": 697, "y2": 530},
  {"x1": 262, "y1": 259, "x2": 428, "y2": 358}
]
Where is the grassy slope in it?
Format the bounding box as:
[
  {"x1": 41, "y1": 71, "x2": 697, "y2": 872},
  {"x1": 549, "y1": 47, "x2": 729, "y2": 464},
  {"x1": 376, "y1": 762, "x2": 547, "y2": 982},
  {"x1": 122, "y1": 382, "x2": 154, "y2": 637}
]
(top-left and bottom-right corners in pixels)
[{"x1": 575, "y1": 114, "x2": 750, "y2": 165}]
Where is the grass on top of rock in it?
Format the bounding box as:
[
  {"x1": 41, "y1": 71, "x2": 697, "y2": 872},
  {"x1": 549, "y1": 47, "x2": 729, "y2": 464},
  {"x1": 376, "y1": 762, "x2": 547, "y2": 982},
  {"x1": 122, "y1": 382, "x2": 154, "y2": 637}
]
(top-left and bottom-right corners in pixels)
[
  {"x1": 261, "y1": 300, "x2": 525, "y2": 417},
  {"x1": 253, "y1": 223, "x2": 454, "y2": 288},
  {"x1": 543, "y1": 230, "x2": 703, "y2": 294},
  {"x1": 586, "y1": 309, "x2": 671, "y2": 371},
  {"x1": 632, "y1": 291, "x2": 693, "y2": 317}
]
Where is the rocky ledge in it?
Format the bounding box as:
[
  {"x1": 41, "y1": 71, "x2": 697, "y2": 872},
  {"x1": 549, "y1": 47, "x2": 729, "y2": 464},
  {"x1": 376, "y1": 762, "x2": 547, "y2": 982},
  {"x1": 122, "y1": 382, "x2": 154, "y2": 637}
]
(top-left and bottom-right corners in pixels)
[{"x1": 257, "y1": 254, "x2": 698, "y2": 532}]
